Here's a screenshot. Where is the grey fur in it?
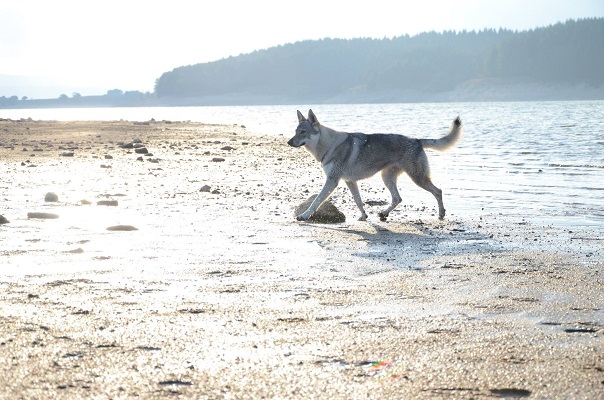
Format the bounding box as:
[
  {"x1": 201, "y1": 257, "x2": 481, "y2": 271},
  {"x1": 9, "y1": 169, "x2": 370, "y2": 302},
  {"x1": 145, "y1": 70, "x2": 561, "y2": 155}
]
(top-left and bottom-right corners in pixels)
[{"x1": 288, "y1": 109, "x2": 462, "y2": 221}]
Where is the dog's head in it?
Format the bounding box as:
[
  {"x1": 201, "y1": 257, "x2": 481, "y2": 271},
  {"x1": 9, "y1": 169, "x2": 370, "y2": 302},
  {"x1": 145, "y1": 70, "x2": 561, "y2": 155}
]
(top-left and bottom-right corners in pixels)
[{"x1": 287, "y1": 109, "x2": 320, "y2": 148}]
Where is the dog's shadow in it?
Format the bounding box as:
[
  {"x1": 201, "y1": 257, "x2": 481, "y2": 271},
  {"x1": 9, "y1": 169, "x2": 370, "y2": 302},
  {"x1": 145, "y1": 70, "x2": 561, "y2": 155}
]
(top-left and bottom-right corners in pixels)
[{"x1": 307, "y1": 218, "x2": 496, "y2": 269}]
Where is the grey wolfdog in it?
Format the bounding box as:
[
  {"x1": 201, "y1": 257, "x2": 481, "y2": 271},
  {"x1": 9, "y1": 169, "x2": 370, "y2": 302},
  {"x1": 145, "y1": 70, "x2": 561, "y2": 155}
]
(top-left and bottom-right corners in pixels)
[{"x1": 288, "y1": 109, "x2": 462, "y2": 222}]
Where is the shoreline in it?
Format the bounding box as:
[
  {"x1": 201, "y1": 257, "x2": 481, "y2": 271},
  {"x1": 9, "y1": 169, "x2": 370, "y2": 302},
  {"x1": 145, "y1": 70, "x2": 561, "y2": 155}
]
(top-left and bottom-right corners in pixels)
[
  {"x1": 1, "y1": 119, "x2": 603, "y2": 398},
  {"x1": 2, "y1": 81, "x2": 603, "y2": 109}
]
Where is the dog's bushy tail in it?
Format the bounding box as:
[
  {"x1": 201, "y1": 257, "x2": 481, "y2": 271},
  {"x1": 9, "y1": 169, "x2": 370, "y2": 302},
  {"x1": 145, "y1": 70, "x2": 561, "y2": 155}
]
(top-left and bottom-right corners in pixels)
[{"x1": 420, "y1": 117, "x2": 462, "y2": 151}]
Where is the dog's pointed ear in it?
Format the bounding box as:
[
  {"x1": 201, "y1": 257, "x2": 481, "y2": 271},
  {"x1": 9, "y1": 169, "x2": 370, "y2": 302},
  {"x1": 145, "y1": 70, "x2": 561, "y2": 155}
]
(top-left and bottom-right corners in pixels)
[
  {"x1": 297, "y1": 110, "x2": 306, "y2": 122},
  {"x1": 308, "y1": 109, "x2": 319, "y2": 125}
]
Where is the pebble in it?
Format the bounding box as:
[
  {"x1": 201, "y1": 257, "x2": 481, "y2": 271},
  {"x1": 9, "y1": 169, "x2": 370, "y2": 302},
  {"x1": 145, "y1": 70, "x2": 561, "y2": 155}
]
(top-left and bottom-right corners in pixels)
[
  {"x1": 27, "y1": 212, "x2": 59, "y2": 219},
  {"x1": 97, "y1": 200, "x2": 118, "y2": 207},
  {"x1": 106, "y1": 225, "x2": 138, "y2": 231},
  {"x1": 45, "y1": 192, "x2": 59, "y2": 202},
  {"x1": 0, "y1": 215, "x2": 9, "y2": 224},
  {"x1": 67, "y1": 248, "x2": 84, "y2": 254}
]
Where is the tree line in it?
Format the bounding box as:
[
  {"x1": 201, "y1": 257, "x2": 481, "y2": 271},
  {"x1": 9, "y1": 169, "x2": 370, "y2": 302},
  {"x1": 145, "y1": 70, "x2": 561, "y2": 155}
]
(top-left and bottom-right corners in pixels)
[
  {"x1": 154, "y1": 18, "x2": 604, "y2": 102},
  {"x1": 1, "y1": 89, "x2": 156, "y2": 109}
]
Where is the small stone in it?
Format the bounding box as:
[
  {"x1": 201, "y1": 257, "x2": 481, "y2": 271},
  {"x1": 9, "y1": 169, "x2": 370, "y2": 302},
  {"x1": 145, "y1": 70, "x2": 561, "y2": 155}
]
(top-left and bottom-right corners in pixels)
[
  {"x1": 104, "y1": 154, "x2": 113, "y2": 159},
  {"x1": 27, "y1": 212, "x2": 59, "y2": 219},
  {"x1": 135, "y1": 147, "x2": 148, "y2": 154},
  {"x1": 45, "y1": 192, "x2": 59, "y2": 202},
  {"x1": 0, "y1": 215, "x2": 9, "y2": 224},
  {"x1": 200, "y1": 185, "x2": 211, "y2": 192},
  {"x1": 212, "y1": 157, "x2": 225, "y2": 162},
  {"x1": 106, "y1": 225, "x2": 138, "y2": 231},
  {"x1": 60, "y1": 152, "x2": 74, "y2": 157},
  {"x1": 97, "y1": 200, "x2": 118, "y2": 207},
  {"x1": 221, "y1": 146, "x2": 235, "y2": 151},
  {"x1": 80, "y1": 199, "x2": 92, "y2": 205}
]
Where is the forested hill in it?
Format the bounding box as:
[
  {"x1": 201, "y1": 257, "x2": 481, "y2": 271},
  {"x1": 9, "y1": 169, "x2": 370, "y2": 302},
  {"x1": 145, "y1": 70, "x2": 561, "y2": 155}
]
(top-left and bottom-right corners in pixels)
[{"x1": 155, "y1": 18, "x2": 604, "y2": 104}]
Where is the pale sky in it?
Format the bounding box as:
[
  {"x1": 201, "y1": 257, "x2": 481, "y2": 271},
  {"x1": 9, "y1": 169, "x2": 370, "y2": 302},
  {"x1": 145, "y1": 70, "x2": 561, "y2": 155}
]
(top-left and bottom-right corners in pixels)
[{"x1": 1, "y1": 0, "x2": 603, "y2": 98}]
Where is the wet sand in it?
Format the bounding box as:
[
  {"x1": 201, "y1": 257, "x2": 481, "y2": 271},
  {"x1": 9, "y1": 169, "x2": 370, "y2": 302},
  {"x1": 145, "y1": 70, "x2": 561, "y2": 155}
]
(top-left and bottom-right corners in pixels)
[{"x1": 0, "y1": 119, "x2": 603, "y2": 399}]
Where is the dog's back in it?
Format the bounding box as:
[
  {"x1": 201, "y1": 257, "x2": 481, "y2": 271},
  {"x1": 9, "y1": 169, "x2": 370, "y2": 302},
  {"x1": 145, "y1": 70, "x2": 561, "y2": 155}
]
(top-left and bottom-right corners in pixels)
[{"x1": 330, "y1": 132, "x2": 425, "y2": 182}]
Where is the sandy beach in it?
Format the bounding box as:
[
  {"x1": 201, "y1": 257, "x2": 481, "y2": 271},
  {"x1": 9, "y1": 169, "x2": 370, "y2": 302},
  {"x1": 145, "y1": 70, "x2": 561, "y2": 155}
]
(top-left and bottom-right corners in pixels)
[{"x1": 0, "y1": 119, "x2": 603, "y2": 399}]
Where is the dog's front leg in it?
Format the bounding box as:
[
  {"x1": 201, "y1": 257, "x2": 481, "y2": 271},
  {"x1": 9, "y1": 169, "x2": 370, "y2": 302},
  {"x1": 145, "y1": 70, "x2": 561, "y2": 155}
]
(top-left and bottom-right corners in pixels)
[
  {"x1": 297, "y1": 177, "x2": 339, "y2": 221},
  {"x1": 345, "y1": 180, "x2": 368, "y2": 221}
]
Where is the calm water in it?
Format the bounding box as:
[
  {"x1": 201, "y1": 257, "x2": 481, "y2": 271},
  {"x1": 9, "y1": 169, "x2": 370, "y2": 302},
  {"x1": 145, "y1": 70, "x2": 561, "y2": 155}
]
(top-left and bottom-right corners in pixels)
[{"x1": 3, "y1": 101, "x2": 603, "y2": 231}]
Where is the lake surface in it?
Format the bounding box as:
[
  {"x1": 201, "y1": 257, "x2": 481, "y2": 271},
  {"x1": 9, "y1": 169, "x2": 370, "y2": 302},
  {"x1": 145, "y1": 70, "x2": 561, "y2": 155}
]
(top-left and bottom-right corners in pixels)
[{"x1": 2, "y1": 101, "x2": 603, "y2": 231}]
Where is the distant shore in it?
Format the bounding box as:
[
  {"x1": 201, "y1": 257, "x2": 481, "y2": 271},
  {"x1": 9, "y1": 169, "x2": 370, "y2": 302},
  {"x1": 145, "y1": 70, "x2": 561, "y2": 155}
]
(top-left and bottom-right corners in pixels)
[
  {"x1": 2, "y1": 80, "x2": 603, "y2": 109},
  {"x1": 0, "y1": 119, "x2": 603, "y2": 398}
]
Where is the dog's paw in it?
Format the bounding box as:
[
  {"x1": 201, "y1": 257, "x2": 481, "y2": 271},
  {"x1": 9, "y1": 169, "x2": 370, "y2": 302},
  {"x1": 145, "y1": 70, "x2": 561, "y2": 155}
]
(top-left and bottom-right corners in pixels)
[
  {"x1": 358, "y1": 214, "x2": 368, "y2": 221},
  {"x1": 378, "y1": 212, "x2": 388, "y2": 222},
  {"x1": 296, "y1": 214, "x2": 309, "y2": 221}
]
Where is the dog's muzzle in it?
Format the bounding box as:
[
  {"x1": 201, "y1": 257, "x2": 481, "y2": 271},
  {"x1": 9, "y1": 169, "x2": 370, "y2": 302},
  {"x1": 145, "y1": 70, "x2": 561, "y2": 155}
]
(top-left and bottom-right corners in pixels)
[{"x1": 287, "y1": 138, "x2": 303, "y2": 147}]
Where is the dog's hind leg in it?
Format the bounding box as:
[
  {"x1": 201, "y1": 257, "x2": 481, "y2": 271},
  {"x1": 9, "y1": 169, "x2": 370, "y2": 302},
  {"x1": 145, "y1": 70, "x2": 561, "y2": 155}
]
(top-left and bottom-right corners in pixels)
[
  {"x1": 345, "y1": 180, "x2": 368, "y2": 221},
  {"x1": 410, "y1": 175, "x2": 445, "y2": 219},
  {"x1": 407, "y1": 152, "x2": 446, "y2": 219},
  {"x1": 378, "y1": 168, "x2": 402, "y2": 221}
]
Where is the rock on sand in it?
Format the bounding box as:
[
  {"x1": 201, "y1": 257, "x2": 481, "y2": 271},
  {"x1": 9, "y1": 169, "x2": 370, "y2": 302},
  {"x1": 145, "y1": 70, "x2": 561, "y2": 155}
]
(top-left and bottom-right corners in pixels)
[
  {"x1": 27, "y1": 212, "x2": 59, "y2": 219},
  {"x1": 294, "y1": 194, "x2": 345, "y2": 223},
  {"x1": 97, "y1": 200, "x2": 119, "y2": 207},
  {"x1": 106, "y1": 225, "x2": 138, "y2": 231},
  {"x1": 44, "y1": 192, "x2": 59, "y2": 202}
]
